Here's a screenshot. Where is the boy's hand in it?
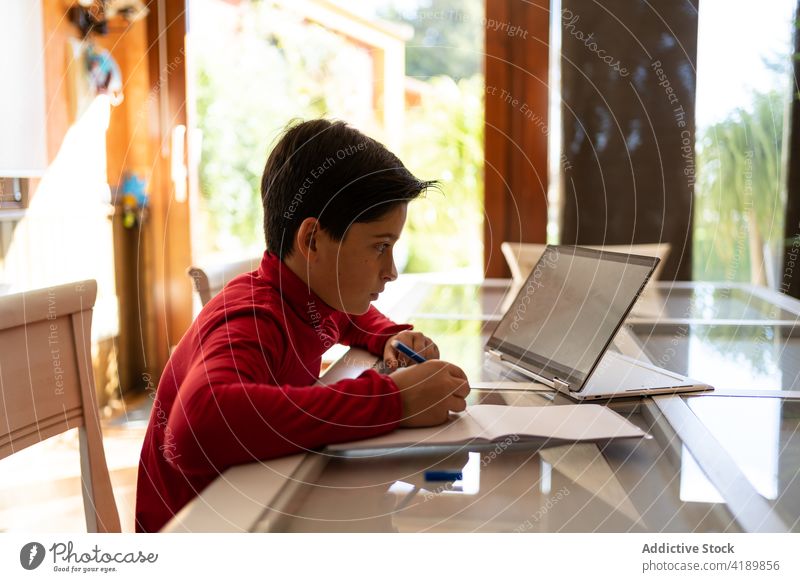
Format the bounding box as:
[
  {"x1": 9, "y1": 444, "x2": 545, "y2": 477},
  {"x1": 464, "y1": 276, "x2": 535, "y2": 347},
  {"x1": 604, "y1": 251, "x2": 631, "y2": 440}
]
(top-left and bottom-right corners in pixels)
[
  {"x1": 383, "y1": 331, "x2": 440, "y2": 368},
  {"x1": 390, "y1": 360, "x2": 470, "y2": 427}
]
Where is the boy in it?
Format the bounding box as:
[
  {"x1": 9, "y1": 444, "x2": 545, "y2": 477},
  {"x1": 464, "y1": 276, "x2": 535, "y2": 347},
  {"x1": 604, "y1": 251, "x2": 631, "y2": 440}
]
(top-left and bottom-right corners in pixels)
[{"x1": 135, "y1": 119, "x2": 471, "y2": 532}]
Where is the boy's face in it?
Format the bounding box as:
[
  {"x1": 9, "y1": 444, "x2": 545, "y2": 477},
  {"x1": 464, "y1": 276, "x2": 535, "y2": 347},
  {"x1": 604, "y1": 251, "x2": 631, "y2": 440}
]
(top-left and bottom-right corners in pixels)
[{"x1": 310, "y1": 204, "x2": 406, "y2": 314}]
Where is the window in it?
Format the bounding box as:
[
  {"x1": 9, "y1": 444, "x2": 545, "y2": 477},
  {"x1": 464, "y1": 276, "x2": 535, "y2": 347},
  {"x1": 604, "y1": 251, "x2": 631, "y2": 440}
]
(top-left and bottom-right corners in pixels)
[{"x1": 694, "y1": 0, "x2": 797, "y2": 286}]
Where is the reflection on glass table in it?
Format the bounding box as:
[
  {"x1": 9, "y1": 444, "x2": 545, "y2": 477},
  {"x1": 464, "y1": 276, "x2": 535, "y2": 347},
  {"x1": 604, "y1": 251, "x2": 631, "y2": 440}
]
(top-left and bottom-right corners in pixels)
[
  {"x1": 259, "y1": 393, "x2": 739, "y2": 533},
  {"x1": 401, "y1": 281, "x2": 800, "y2": 391},
  {"x1": 408, "y1": 318, "x2": 498, "y2": 381},
  {"x1": 639, "y1": 285, "x2": 798, "y2": 321},
  {"x1": 683, "y1": 396, "x2": 800, "y2": 531},
  {"x1": 409, "y1": 281, "x2": 511, "y2": 320},
  {"x1": 409, "y1": 317, "x2": 630, "y2": 384},
  {"x1": 401, "y1": 280, "x2": 799, "y2": 323},
  {"x1": 630, "y1": 323, "x2": 800, "y2": 391}
]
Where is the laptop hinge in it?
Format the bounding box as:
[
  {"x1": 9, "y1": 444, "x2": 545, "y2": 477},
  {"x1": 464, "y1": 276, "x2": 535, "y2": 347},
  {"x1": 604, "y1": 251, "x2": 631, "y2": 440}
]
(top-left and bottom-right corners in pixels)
[
  {"x1": 553, "y1": 377, "x2": 573, "y2": 392},
  {"x1": 486, "y1": 349, "x2": 556, "y2": 388}
]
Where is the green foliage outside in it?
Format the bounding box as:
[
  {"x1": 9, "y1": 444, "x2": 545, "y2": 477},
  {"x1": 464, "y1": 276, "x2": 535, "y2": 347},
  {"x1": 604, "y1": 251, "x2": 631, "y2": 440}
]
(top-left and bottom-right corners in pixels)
[
  {"x1": 377, "y1": 0, "x2": 485, "y2": 273},
  {"x1": 194, "y1": 2, "x2": 374, "y2": 257},
  {"x1": 694, "y1": 90, "x2": 788, "y2": 283},
  {"x1": 195, "y1": 0, "x2": 485, "y2": 273},
  {"x1": 399, "y1": 76, "x2": 484, "y2": 272},
  {"x1": 409, "y1": 317, "x2": 487, "y2": 378},
  {"x1": 378, "y1": 0, "x2": 484, "y2": 81}
]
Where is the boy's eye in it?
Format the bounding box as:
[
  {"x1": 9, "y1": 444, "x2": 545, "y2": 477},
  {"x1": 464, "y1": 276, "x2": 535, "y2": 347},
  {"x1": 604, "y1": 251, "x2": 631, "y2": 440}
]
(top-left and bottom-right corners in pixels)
[{"x1": 376, "y1": 243, "x2": 390, "y2": 254}]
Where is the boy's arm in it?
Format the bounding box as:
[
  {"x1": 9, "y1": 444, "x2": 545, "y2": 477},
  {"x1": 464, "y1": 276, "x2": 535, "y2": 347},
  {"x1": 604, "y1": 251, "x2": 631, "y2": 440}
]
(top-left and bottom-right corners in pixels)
[
  {"x1": 338, "y1": 305, "x2": 412, "y2": 355},
  {"x1": 165, "y1": 314, "x2": 402, "y2": 476},
  {"x1": 340, "y1": 307, "x2": 441, "y2": 364}
]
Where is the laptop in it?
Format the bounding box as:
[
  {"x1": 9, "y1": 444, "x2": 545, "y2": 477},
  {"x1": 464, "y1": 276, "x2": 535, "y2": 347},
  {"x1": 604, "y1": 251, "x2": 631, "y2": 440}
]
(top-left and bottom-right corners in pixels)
[{"x1": 486, "y1": 245, "x2": 713, "y2": 400}]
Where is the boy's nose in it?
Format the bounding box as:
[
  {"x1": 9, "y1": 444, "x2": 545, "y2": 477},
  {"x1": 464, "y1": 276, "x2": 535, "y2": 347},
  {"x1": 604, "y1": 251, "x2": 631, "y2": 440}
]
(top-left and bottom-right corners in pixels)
[{"x1": 381, "y1": 257, "x2": 398, "y2": 282}]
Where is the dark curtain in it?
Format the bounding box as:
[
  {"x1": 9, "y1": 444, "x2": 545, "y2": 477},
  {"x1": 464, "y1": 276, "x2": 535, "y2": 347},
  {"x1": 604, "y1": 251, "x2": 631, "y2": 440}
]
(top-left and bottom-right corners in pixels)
[{"x1": 560, "y1": 0, "x2": 699, "y2": 280}]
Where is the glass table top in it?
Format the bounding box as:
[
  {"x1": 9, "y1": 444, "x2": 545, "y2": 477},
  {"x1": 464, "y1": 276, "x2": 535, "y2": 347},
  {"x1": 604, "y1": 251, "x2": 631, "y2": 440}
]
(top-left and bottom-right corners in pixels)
[
  {"x1": 333, "y1": 279, "x2": 800, "y2": 533},
  {"x1": 638, "y1": 285, "x2": 798, "y2": 321},
  {"x1": 263, "y1": 392, "x2": 739, "y2": 533},
  {"x1": 407, "y1": 318, "x2": 496, "y2": 380},
  {"x1": 403, "y1": 282, "x2": 800, "y2": 393},
  {"x1": 683, "y1": 396, "x2": 800, "y2": 531},
  {"x1": 630, "y1": 323, "x2": 800, "y2": 391},
  {"x1": 410, "y1": 319, "x2": 800, "y2": 391},
  {"x1": 406, "y1": 281, "x2": 510, "y2": 319},
  {"x1": 397, "y1": 281, "x2": 800, "y2": 323}
]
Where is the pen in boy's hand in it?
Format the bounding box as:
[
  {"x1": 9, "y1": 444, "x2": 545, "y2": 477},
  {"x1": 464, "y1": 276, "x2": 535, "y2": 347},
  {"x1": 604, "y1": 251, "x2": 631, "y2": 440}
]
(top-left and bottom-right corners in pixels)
[{"x1": 392, "y1": 339, "x2": 427, "y2": 364}]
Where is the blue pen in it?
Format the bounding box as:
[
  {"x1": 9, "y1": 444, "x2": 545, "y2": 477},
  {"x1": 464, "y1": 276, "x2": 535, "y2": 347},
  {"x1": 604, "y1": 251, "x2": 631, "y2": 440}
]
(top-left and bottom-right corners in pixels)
[
  {"x1": 425, "y1": 470, "x2": 463, "y2": 481},
  {"x1": 392, "y1": 339, "x2": 427, "y2": 364}
]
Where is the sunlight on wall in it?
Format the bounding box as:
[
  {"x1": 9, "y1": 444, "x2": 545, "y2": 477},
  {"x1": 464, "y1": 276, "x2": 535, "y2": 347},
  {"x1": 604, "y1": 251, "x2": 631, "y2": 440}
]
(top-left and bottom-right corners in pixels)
[{"x1": 1, "y1": 95, "x2": 117, "y2": 340}]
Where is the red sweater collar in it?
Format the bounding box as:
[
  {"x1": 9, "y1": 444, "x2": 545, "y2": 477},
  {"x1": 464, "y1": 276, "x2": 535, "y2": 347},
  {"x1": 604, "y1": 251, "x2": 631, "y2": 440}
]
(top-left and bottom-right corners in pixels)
[{"x1": 258, "y1": 251, "x2": 337, "y2": 320}]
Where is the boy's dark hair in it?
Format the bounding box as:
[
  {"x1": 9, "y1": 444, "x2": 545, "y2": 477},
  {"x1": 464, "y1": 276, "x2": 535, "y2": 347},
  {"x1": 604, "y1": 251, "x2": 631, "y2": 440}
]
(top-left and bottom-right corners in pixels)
[{"x1": 261, "y1": 119, "x2": 436, "y2": 258}]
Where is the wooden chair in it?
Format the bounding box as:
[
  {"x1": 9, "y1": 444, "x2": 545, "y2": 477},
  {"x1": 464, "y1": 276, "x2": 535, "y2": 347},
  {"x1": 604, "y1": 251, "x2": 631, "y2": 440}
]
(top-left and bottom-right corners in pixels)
[
  {"x1": 500, "y1": 242, "x2": 672, "y2": 311},
  {"x1": 187, "y1": 256, "x2": 261, "y2": 307},
  {"x1": 0, "y1": 280, "x2": 120, "y2": 532}
]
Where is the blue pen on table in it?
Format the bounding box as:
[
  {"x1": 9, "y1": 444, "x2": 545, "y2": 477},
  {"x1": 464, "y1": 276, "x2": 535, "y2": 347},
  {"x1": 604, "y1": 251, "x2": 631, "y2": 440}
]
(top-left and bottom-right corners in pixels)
[
  {"x1": 392, "y1": 339, "x2": 427, "y2": 364},
  {"x1": 424, "y1": 470, "x2": 463, "y2": 481}
]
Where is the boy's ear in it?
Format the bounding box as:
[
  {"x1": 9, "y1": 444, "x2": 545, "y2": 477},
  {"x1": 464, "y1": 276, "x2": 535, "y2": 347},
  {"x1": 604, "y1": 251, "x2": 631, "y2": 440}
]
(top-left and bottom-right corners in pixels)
[{"x1": 295, "y1": 217, "x2": 320, "y2": 259}]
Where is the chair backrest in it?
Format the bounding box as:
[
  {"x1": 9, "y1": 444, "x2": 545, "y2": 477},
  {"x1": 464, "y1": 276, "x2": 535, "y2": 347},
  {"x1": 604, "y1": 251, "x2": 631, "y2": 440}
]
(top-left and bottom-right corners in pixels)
[
  {"x1": 187, "y1": 256, "x2": 261, "y2": 307},
  {"x1": 0, "y1": 280, "x2": 120, "y2": 532},
  {"x1": 499, "y1": 242, "x2": 672, "y2": 312}
]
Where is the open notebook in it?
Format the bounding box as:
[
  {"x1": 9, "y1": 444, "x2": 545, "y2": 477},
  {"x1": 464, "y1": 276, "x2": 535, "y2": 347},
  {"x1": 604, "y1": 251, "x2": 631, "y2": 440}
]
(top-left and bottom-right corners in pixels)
[{"x1": 328, "y1": 404, "x2": 648, "y2": 452}]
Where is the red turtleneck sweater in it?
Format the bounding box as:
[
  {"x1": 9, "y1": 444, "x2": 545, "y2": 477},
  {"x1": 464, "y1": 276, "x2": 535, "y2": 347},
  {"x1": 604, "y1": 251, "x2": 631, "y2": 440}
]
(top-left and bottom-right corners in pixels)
[{"x1": 135, "y1": 252, "x2": 410, "y2": 532}]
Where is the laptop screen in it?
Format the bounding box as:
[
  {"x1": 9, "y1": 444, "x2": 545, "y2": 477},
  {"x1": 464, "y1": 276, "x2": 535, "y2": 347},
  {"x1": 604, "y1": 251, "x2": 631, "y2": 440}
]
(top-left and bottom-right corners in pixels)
[{"x1": 487, "y1": 245, "x2": 659, "y2": 389}]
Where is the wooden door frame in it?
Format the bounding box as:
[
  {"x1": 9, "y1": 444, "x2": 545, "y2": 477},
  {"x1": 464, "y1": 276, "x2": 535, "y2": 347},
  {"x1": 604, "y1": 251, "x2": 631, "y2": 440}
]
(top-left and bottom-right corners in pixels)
[
  {"x1": 141, "y1": 0, "x2": 192, "y2": 381},
  {"x1": 484, "y1": 0, "x2": 550, "y2": 278}
]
